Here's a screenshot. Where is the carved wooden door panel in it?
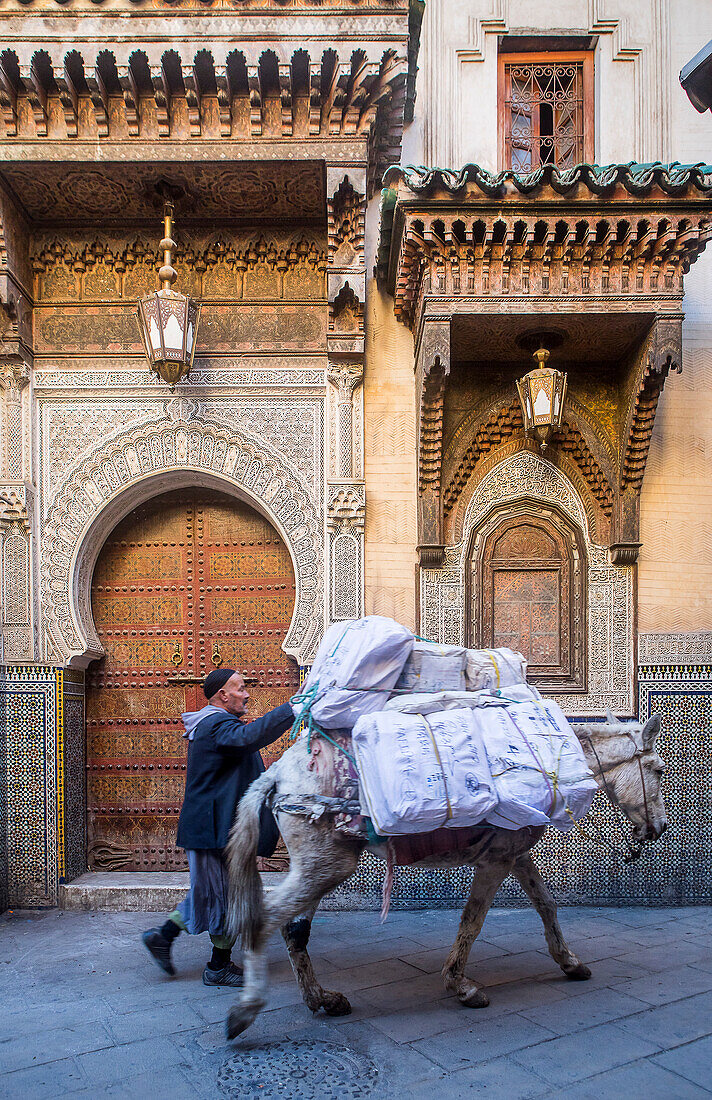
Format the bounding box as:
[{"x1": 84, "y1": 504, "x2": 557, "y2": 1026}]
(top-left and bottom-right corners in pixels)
[
  {"x1": 86, "y1": 488, "x2": 298, "y2": 871},
  {"x1": 473, "y1": 508, "x2": 586, "y2": 693}
]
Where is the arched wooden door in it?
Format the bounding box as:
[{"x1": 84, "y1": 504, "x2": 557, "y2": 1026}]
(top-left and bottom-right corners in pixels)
[{"x1": 86, "y1": 488, "x2": 299, "y2": 871}]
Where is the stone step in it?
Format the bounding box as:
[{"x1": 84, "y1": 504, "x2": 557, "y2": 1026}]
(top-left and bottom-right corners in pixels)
[{"x1": 59, "y1": 871, "x2": 284, "y2": 912}]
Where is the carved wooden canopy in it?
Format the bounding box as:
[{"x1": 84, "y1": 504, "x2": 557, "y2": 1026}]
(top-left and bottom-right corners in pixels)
[
  {"x1": 0, "y1": 0, "x2": 421, "y2": 197},
  {"x1": 377, "y1": 162, "x2": 712, "y2": 564}
]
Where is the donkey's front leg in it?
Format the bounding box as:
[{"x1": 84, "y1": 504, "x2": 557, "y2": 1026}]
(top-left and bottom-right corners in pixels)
[
  {"x1": 442, "y1": 859, "x2": 513, "y2": 1008},
  {"x1": 512, "y1": 854, "x2": 591, "y2": 980},
  {"x1": 282, "y1": 909, "x2": 351, "y2": 1017}
]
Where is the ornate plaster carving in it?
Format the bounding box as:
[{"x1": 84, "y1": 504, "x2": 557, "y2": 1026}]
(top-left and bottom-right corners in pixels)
[
  {"x1": 443, "y1": 397, "x2": 614, "y2": 521},
  {"x1": 327, "y1": 483, "x2": 365, "y2": 622},
  {"x1": 40, "y1": 417, "x2": 324, "y2": 668},
  {"x1": 420, "y1": 451, "x2": 635, "y2": 715},
  {"x1": 0, "y1": 484, "x2": 30, "y2": 528},
  {"x1": 327, "y1": 482, "x2": 365, "y2": 533},
  {"x1": 327, "y1": 363, "x2": 362, "y2": 480},
  {"x1": 34, "y1": 365, "x2": 326, "y2": 389}
]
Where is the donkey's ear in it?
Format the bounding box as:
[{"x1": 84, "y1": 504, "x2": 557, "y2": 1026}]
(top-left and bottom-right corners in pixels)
[
  {"x1": 641, "y1": 713, "x2": 661, "y2": 748},
  {"x1": 605, "y1": 707, "x2": 617, "y2": 725}
]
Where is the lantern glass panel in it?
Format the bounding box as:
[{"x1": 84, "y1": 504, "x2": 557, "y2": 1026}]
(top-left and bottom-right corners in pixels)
[
  {"x1": 149, "y1": 315, "x2": 162, "y2": 353},
  {"x1": 532, "y1": 381, "x2": 551, "y2": 419},
  {"x1": 164, "y1": 312, "x2": 184, "y2": 351}
]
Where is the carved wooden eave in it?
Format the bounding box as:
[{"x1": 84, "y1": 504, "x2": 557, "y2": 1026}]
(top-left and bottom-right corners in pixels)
[
  {"x1": 377, "y1": 162, "x2": 712, "y2": 565},
  {"x1": 0, "y1": 0, "x2": 422, "y2": 197}
]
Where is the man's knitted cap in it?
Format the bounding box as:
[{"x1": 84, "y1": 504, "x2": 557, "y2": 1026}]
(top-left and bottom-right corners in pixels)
[{"x1": 203, "y1": 668, "x2": 237, "y2": 699}]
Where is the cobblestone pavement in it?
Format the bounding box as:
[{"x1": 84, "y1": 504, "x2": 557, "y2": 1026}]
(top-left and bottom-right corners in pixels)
[{"x1": 2, "y1": 904, "x2": 712, "y2": 1098}]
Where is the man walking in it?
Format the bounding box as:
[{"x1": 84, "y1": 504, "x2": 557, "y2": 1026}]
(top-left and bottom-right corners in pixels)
[{"x1": 142, "y1": 668, "x2": 293, "y2": 986}]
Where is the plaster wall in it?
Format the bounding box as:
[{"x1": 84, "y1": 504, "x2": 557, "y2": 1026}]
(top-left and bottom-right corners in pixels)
[
  {"x1": 363, "y1": 197, "x2": 417, "y2": 629},
  {"x1": 639, "y1": 6, "x2": 712, "y2": 632},
  {"x1": 412, "y1": 0, "x2": 678, "y2": 170}
]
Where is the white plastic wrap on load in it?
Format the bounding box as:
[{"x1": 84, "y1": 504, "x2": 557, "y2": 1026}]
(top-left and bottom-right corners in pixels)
[
  {"x1": 352, "y1": 707, "x2": 497, "y2": 835},
  {"x1": 465, "y1": 648, "x2": 528, "y2": 691},
  {"x1": 295, "y1": 616, "x2": 414, "y2": 730},
  {"x1": 468, "y1": 697, "x2": 597, "y2": 831},
  {"x1": 385, "y1": 682, "x2": 542, "y2": 715},
  {"x1": 395, "y1": 641, "x2": 468, "y2": 693}
]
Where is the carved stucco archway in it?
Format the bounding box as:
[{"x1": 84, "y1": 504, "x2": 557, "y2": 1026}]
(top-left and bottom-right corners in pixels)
[
  {"x1": 41, "y1": 417, "x2": 323, "y2": 667},
  {"x1": 419, "y1": 450, "x2": 635, "y2": 716}
]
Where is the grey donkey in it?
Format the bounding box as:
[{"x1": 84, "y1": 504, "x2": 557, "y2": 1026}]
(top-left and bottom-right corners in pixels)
[{"x1": 225, "y1": 710, "x2": 666, "y2": 1039}]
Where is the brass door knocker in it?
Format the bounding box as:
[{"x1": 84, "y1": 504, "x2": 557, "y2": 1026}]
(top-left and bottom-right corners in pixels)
[
  {"x1": 171, "y1": 642, "x2": 183, "y2": 667},
  {"x1": 211, "y1": 641, "x2": 223, "y2": 668}
]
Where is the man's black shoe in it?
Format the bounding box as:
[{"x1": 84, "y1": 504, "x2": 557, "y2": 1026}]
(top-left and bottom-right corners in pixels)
[
  {"x1": 203, "y1": 962, "x2": 244, "y2": 987},
  {"x1": 142, "y1": 928, "x2": 176, "y2": 976}
]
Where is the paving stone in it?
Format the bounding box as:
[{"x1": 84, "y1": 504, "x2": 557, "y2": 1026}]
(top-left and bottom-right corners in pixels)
[
  {"x1": 317, "y1": 935, "x2": 426, "y2": 967},
  {"x1": 612, "y1": 940, "x2": 712, "y2": 971},
  {"x1": 472, "y1": 977, "x2": 570, "y2": 1016},
  {"x1": 320, "y1": 956, "x2": 423, "y2": 992},
  {"x1": 0, "y1": 997, "x2": 114, "y2": 1043},
  {"x1": 106, "y1": 1002, "x2": 206, "y2": 1044},
  {"x1": 1, "y1": 1021, "x2": 115, "y2": 1073},
  {"x1": 614, "y1": 989, "x2": 712, "y2": 1048},
  {"x1": 412, "y1": 1013, "x2": 555, "y2": 1069},
  {"x1": 75, "y1": 1035, "x2": 188, "y2": 1089},
  {"x1": 364, "y1": 996, "x2": 475, "y2": 1044},
  {"x1": 548, "y1": 1058, "x2": 711, "y2": 1098},
  {"x1": 467, "y1": 949, "x2": 557, "y2": 987},
  {"x1": 510, "y1": 1021, "x2": 663, "y2": 1086},
  {"x1": 537, "y1": 953, "x2": 657, "y2": 994},
  {"x1": 613, "y1": 963, "x2": 712, "y2": 1005},
  {"x1": 474, "y1": 931, "x2": 558, "y2": 955},
  {"x1": 95, "y1": 1067, "x2": 201, "y2": 1099},
  {"x1": 3, "y1": 1056, "x2": 87, "y2": 1098},
  {"x1": 517, "y1": 986, "x2": 649, "y2": 1036},
  {"x1": 408, "y1": 1056, "x2": 552, "y2": 1100},
  {"x1": 399, "y1": 941, "x2": 507, "y2": 974},
  {"x1": 688, "y1": 951, "x2": 712, "y2": 975},
  {"x1": 357, "y1": 968, "x2": 451, "y2": 1011},
  {"x1": 652, "y1": 1034, "x2": 712, "y2": 1089}
]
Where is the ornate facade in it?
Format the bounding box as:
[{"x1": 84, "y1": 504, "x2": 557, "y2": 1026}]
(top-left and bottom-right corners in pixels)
[
  {"x1": 2, "y1": 0, "x2": 712, "y2": 907},
  {"x1": 0, "y1": 0, "x2": 419, "y2": 900}
]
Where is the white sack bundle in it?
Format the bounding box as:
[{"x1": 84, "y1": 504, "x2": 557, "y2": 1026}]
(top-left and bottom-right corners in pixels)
[
  {"x1": 352, "y1": 707, "x2": 497, "y2": 835},
  {"x1": 395, "y1": 640, "x2": 468, "y2": 693},
  {"x1": 296, "y1": 616, "x2": 414, "y2": 729},
  {"x1": 465, "y1": 648, "x2": 528, "y2": 691},
  {"x1": 385, "y1": 682, "x2": 542, "y2": 715},
  {"x1": 470, "y1": 698, "x2": 597, "y2": 831}
]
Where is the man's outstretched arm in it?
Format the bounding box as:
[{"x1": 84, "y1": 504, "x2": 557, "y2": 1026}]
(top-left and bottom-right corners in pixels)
[{"x1": 212, "y1": 702, "x2": 294, "y2": 754}]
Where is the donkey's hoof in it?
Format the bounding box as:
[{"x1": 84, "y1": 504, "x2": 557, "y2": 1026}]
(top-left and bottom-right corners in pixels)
[
  {"x1": 459, "y1": 986, "x2": 490, "y2": 1008},
  {"x1": 564, "y1": 963, "x2": 592, "y2": 981},
  {"x1": 226, "y1": 1005, "x2": 256, "y2": 1040},
  {"x1": 322, "y1": 991, "x2": 352, "y2": 1017}
]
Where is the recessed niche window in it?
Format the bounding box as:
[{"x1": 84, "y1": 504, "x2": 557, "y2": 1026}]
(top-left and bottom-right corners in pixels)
[
  {"x1": 499, "y1": 51, "x2": 594, "y2": 171},
  {"x1": 469, "y1": 503, "x2": 586, "y2": 693}
]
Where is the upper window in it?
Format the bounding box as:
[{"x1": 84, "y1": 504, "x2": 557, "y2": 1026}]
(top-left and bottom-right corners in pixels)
[{"x1": 499, "y1": 51, "x2": 594, "y2": 172}]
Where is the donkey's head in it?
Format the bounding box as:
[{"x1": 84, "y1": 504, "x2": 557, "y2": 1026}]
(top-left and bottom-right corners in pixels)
[{"x1": 572, "y1": 711, "x2": 667, "y2": 856}]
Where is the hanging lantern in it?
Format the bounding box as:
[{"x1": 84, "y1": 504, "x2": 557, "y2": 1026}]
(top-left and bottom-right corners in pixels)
[
  {"x1": 516, "y1": 345, "x2": 567, "y2": 450},
  {"x1": 136, "y1": 201, "x2": 201, "y2": 387}
]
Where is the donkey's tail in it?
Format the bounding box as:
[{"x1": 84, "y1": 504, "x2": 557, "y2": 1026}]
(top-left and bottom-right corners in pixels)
[{"x1": 225, "y1": 768, "x2": 276, "y2": 950}]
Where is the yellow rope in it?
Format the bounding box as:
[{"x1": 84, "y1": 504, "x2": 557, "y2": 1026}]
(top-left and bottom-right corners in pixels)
[
  {"x1": 484, "y1": 650, "x2": 501, "y2": 688},
  {"x1": 421, "y1": 716, "x2": 453, "y2": 824}
]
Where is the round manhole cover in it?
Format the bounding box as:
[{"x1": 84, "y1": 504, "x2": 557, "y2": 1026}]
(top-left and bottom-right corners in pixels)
[{"x1": 218, "y1": 1038, "x2": 379, "y2": 1099}]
